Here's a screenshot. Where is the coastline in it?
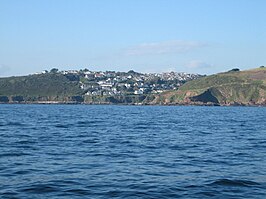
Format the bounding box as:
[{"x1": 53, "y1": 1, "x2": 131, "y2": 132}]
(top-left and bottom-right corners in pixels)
[{"x1": 1, "y1": 101, "x2": 265, "y2": 107}]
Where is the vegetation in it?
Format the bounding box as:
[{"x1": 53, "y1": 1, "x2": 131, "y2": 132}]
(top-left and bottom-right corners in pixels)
[
  {"x1": 156, "y1": 67, "x2": 266, "y2": 106},
  {"x1": 0, "y1": 73, "x2": 82, "y2": 102},
  {"x1": 0, "y1": 67, "x2": 265, "y2": 106},
  {"x1": 228, "y1": 68, "x2": 240, "y2": 72}
]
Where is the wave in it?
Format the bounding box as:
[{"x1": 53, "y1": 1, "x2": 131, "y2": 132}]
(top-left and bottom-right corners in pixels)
[
  {"x1": 20, "y1": 184, "x2": 60, "y2": 194},
  {"x1": 208, "y1": 179, "x2": 260, "y2": 187},
  {"x1": 54, "y1": 124, "x2": 72, "y2": 128},
  {"x1": 6, "y1": 122, "x2": 26, "y2": 126},
  {"x1": 0, "y1": 152, "x2": 30, "y2": 158},
  {"x1": 63, "y1": 189, "x2": 90, "y2": 195}
]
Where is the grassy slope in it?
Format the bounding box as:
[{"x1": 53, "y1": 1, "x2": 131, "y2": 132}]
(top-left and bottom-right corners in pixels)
[
  {"x1": 0, "y1": 68, "x2": 265, "y2": 104},
  {"x1": 0, "y1": 73, "x2": 83, "y2": 100},
  {"x1": 157, "y1": 68, "x2": 266, "y2": 105}
]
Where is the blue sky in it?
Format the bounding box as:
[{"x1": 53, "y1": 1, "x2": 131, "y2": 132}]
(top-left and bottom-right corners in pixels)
[{"x1": 0, "y1": 0, "x2": 265, "y2": 76}]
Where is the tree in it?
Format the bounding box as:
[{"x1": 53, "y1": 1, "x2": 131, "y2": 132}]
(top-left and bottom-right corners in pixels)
[
  {"x1": 228, "y1": 68, "x2": 240, "y2": 72},
  {"x1": 0, "y1": 96, "x2": 9, "y2": 103},
  {"x1": 50, "y1": 68, "x2": 59, "y2": 73},
  {"x1": 128, "y1": 70, "x2": 136, "y2": 74},
  {"x1": 71, "y1": 96, "x2": 84, "y2": 103},
  {"x1": 12, "y1": 96, "x2": 24, "y2": 102}
]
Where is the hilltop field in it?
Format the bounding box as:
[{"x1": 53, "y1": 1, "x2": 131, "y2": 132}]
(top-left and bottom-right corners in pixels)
[{"x1": 0, "y1": 67, "x2": 265, "y2": 106}]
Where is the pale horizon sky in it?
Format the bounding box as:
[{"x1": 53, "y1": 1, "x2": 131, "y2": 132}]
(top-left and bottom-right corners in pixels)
[{"x1": 0, "y1": 0, "x2": 265, "y2": 77}]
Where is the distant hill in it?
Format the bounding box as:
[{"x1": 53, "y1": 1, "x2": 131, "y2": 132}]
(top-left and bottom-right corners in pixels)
[
  {"x1": 0, "y1": 69, "x2": 202, "y2": 104},
  {"x1": 152, "y1": 67, "x2": 266, "y2": 106},
  {"x1": 0, "y1": 68, "x2": 265, "y2": 105},
  {"x1": 0, "y1": 73, "x2": 83, "y2": 103}
]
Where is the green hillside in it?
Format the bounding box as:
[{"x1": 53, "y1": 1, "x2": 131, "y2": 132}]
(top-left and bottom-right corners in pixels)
[
  {"x1": 0, "y1": 73, "x2": 83, "y2": 102},
  {"x1": 0, "y1": 68, "x2": 265, "y2": 105},
  {"x1": 155, "y1": 67, "x2": 266, "y2": 106}
]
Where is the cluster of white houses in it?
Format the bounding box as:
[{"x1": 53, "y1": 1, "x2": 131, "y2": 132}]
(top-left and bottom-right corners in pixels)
[
  {"x1": 77, "y1": 70, "x2": 203, "y2": 96},
  {"x1": 36, "y1": 69, "x2": 203, "y2": 96}
]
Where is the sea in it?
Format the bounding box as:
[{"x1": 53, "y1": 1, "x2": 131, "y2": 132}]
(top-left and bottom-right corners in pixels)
[{"x1": 0, "y1": 104, "x2": 265, "y2": 199}]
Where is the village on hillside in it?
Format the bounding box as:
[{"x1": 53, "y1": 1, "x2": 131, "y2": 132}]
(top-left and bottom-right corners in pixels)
[{"x1": 37, "y1": 69, "x2": 204, "y2": 96}]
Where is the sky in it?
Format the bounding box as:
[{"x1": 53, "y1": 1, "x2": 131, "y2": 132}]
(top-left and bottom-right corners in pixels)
[{"x1": 0, "y1": 0, "x2": 265, "y2": 76}]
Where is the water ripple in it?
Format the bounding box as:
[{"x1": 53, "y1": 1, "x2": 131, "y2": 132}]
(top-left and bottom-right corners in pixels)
[
  {"x1": 209, "y1": 179, "x2": 260, "y2": 187},
  {"x1": 0, "y1": 105, "x2": 265, "y2": 199}
]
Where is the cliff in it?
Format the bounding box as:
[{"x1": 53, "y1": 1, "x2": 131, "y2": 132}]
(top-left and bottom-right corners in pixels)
[{"x1": 153, "y1": 67, "x2": 266, "y2": 106}]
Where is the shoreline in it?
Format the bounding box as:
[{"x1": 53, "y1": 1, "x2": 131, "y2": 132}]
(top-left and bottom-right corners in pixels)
[{"x1": 0, "y1": 101, "x2": 265, "y2": 107}]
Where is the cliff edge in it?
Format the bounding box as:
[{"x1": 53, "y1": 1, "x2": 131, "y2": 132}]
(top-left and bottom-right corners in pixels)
[{"x1": 153, "y1": 67, "x2": 266, "y2": 106}]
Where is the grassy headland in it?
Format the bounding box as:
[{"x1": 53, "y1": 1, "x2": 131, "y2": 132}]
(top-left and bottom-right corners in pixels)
[
  {"x1": 153, "y1": 67, "x2": 266, "y2": 106},
  {"x1": 0, "y1": 73, "x2": 82, "y2": 103}
]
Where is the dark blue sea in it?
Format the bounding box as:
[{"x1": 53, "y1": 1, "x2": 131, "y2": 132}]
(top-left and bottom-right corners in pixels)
[{"x1": 0, "y1": 105, "x2": 265, "y2": 199}]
